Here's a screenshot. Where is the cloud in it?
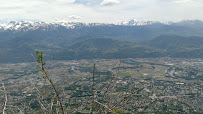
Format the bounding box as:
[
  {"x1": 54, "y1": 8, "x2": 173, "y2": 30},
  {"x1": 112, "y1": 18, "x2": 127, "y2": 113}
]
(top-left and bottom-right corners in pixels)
[
  {"x1": 1, "y1": 0, "x2": 203, "y2": 23},
  {"x1": 57, "y1": 0, "x2": 75, "y2": 3},
  {"x1": 0, "y1": 6, "x2": 23, "y2": 10},
  {"x1": 100, "y1": 0, "x2": 120, "y2": 6},
  {"x1": 173, "y1": 0, "x2": 191, "y2": 3},
  {"x1": 68, "y1": 15, "x2": 82, "y2": 20}
]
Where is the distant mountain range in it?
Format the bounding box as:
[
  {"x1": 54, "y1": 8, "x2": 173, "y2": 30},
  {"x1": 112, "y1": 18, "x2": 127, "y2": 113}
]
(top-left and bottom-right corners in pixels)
[
  {"x1": 0, "y1": 21, "x2": 112, "y2": 31},
  {"x1": 1, "y1": 20, "x2": 203, "y2": 31},
  {"x1": 0, "y1": 20, "x2": 203, "y2": 63}
]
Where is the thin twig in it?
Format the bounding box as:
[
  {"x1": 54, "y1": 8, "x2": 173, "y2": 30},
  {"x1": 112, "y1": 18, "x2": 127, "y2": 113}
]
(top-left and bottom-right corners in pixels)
[
  {"x1": 34, "y1": 86, "x2": 48, "y2": 112},
  {"x1": 56, "y1": 101, "x2": 59, "y2": 114},
  {"x1": 31, "y1": 52, "x2": 65, "y2": 114},
  {"x1": 37, "y1": 99, "x2": 48, "y2": 113},
  {"x1": 91, "y1": 64, "x2": 96, "y2": 114},
  {"x1": 97, "y1": 60, "x2": 121, "y2": 113},
  {"x1": 1, "y1": 81, "x2": 7, "y2": 114},
  {"x1": 112, "y1": 87, "x2": 145, "y2": 109},
  {"x1": 50, "y1": 95, "x2": 55, "y2": 112},
  {"x1": 101, "y1": 60, "x2": 121, "y2": 102},
  {"x1": 7, "y1": 105, "x2": 23, "y2": 114},
  {"x1": 94, "y1": 100, "x2": 113, "y2": 112}
]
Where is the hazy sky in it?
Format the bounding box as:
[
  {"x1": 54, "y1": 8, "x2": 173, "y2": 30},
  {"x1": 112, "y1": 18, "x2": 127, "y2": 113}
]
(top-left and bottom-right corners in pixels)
[{"x1": 0, "y1": 0, "x2": 203, "y2": 23}]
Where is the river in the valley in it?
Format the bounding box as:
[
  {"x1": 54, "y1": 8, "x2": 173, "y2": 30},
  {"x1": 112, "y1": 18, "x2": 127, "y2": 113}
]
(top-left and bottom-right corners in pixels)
[{"x1": 169, "y1": 67, "x2": 175, "y2": 77}]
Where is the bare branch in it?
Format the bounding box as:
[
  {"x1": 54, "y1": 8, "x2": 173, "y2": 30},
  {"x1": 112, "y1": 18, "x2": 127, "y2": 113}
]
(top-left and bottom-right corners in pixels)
[
  {"x1": 7, "y1": 105, "x2": 23, "y2": 114},
  {"x1": 112, "y1": 87, "x2": 145, "y2": 108},
  {"x1": 1, "y1": 81, "x2": 7, "y2": 114},
  {"x1": 101, "y1": 60, "x2": 121, "y2": 102},
  {"x1": 94, "y1": 100, "x2": 113, "y2": 112},
  {"x1": 91, "y1": 64, "x2": 96, "y2": 114},
  {"x1": 32, "y1": 52, "x2": 65, "y2": 114}
]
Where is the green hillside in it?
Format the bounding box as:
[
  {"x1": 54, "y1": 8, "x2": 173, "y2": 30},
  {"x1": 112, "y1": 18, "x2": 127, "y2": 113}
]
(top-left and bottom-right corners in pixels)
[
  {"x1": 148, "y1": 35, "x2": 203, "y2": 50},
  {"x1": 57, "y1": 38, "x2": 164, "y2": 60},
  {"x1": 148, "y1": 35, "x2": 203, "y2": 58},
  {"x1": 1, "y1": 34, "x2": 203, "y2": 63}
]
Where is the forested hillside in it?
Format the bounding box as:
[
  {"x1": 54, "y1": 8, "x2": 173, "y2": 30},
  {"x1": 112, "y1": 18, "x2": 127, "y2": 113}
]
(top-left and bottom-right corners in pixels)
[{"x1": 1, "y1": 21, "x2": 203, "y2": 63}]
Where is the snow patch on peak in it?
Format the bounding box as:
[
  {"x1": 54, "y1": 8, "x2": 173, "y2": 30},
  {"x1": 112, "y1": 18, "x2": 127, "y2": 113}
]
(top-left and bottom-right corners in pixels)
[
  {"x1": 119, "y1": 19, "x2": 164, "y2": 26},
  {"x1": 0, "y1": 20, "x2": 113, "y2": 32},
  {"x1": 0, "y1": 21, "x2": 85, "y2": 31},
  {"x1": 1, "y1": 19, "x2": 201, "y2": 31}
]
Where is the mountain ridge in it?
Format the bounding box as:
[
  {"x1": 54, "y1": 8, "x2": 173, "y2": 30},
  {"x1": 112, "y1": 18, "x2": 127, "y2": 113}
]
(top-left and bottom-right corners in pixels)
[
  {"x1": 0, "y1": 20, "x2": 203, "y2": 63},
  {"x1": 1, "y1": 19, "x2": 203, "y2": 31}
]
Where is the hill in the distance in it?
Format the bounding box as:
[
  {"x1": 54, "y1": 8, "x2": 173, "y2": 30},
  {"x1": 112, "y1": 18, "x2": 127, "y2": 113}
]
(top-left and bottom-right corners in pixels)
[
  {"x1": 56, "y1": 38, "x2": 164, "y2": 60},
  {"x1": 148, "y1": 35, "x2": 203, "y2": 50},
  {"x1": 1, "y1": 20, "x2": 203, "y2": 63},
  {"x1": 147, "y1": 35, "x2": 203, "y2": 58}
]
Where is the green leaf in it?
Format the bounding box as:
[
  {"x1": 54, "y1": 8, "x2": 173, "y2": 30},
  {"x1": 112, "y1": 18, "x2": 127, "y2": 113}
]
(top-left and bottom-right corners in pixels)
[
  {"x1": 114, "y1": 108, "x2": 122, "y2": 114},
  {"x1": 36, "y1": 51, "x2": 39, "y2": 54},
  {"x1": 45, "y1": 71, "x2": 48, "y2": 75},
  {"x1": 36, "y1": 60, "x2": 40, "y2": 63},
  {"x1": 42, "y1": 76, "x2": 46, "y2": 79}
]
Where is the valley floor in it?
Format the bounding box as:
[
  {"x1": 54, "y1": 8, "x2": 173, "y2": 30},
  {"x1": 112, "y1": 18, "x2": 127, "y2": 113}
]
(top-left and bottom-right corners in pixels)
[{"x1": 0, "y1": 58, "x2": 202, "y2": 113}]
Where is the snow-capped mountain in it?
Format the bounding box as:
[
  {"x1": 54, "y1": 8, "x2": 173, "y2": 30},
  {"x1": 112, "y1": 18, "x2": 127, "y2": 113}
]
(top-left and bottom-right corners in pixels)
[
  {"x1": 0, "y1": 21, "x2": 112, "y2": 32},
  {"x1": 171, "y1": 20, "x2": 203, "y2": 28},
  {"x1": 0, "y1": 21, "x2": 88, "y2": 31},
  {"x1": 0, "y1": 21, "x2": 45, "y2": 31},
  {"x1": 0, "y1": 19, "x2": 168, "y2": 32},
  {"x1": 119, "y1": 19, "x2": 169, "y2": 26},
  {"x1": 0, "y1": 19, "x2": 202, "y2": 32}
]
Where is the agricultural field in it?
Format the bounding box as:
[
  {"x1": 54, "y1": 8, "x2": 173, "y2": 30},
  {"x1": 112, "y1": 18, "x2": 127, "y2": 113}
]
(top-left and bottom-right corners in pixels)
[{"x1": 0, "y1": 58, "x2": 202, "y2": 113}]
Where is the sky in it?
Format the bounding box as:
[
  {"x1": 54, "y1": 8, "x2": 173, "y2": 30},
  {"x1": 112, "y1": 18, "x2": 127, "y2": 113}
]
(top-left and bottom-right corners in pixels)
[{"x1": 0, "y1": 0, "x2": 203, "y2": 23}]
